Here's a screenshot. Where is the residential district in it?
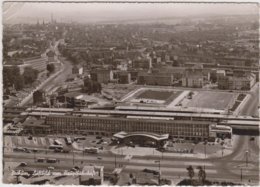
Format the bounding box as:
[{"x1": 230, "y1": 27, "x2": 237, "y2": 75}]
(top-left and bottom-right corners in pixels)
[{"x1": 3, "y1": 14, "x2": 259, "y2": 186}]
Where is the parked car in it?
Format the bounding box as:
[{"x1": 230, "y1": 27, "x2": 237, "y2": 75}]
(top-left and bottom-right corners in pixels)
[
  {"x1": 19, "y1": 162, "x2": 27, "y2": 167},
  {"x1": 47, "y1": 166, "x2": 55, "y2": 170},
  {"x1": 13, "y1": 147, "x2": 25, "y2": 152},
  {"x1": 143, "y1": 168, "x2": 159, "y2": 175}
]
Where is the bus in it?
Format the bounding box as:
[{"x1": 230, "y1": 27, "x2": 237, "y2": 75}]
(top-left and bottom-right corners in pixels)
[
  {"x1": 49, "y1": 144, "x2": 63, "y2": 150},
  {"x1": 83, "y1": 147, "x2": 99, "y2": 154},
  {"x1": 47, "y1": 158, "x2": 58, "y2": 163},
  {"x1": 65, "y1": 137, "x2": 72, "y2": 145}
]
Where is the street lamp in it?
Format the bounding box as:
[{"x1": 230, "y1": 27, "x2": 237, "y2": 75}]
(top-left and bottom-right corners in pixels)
[
  {"x1": 221, "y1": 145, "x2": 225, "y2": 157},
  {"x1": 204, "y1": 140, "x2": 208, "y2": 158},
  {"x1": 240, "y1": 168, "x2": 243, "y2": 182},
  {"x1": 245, "y1": 150, "x2": 249, "y2": 167},
  {"x1": 72, "y1": 150, "x2": 75, "y2": 165},
  {"x1": 154, "y1": 160, "x2": 161, "y2": 185},
  {"x1": 34, "y1": 151, "x2": 36, "y2": 163},
  {"x1": 114, "y1": 154, "x2": 117, "y2": 168}
]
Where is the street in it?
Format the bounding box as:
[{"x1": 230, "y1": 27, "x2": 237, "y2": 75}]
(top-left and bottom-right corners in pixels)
[
  {"x1": 3, "y1": 135, "x2": 259, "y2": 185},
  {"x1": 19, "y1": 40, "x2": 73, "y2": 106},
  {"x1": 238, "y1": 82, "x2": 259, "y2": 116}
]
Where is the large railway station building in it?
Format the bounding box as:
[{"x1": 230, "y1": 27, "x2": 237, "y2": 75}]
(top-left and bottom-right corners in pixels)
[{"x1": 24, "y1": 114, "x2": 232, "y2": 141}]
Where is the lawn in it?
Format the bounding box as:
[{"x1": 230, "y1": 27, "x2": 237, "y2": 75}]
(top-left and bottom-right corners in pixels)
[{"x1": 136, "y1": 90, "x2": 182, "y2": 101}]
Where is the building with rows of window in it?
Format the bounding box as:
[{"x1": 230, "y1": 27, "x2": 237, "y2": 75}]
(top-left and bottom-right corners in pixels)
[{"x1": 24, "y1": 114, "x2": 218, "y2": 141}]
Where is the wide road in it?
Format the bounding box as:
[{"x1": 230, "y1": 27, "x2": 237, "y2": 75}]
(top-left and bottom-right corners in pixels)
[
  {"x1": 20, "y1": 41, "x2": 72, "y2": 106},
  {"x1": 3, "y1": 135, "x2": 259, "y2": 185},
  {"x1": 238, "y1": 82, "x2": 259, "y2": 116},
  {"x1": 3, "y1": 151, "x2": 259, "y2": 184},
  {"x1": 41, "y1": 58, "x2": 72, "y2": 94}
]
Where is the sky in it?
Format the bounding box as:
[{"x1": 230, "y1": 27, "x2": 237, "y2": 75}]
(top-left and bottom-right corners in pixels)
[{"x1": 3, "y1": 1, "x2": 259, "y2": 24}]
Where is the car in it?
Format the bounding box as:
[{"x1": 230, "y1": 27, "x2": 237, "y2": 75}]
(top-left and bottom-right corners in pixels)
[
  {"x1": 47, "y1": 166, "x2": 55, "y2": 170},
  {"x1": 143, "y1": 168, "x2": 159, "y2": 175},
  {"x1": 96, "y1": 136, "x2": 102, "y2": 139},
  {"x1": 32, "y1": 148, "x2": 38, "y2": 153},
  {"x1": 24, "y1": 149, "x2": 31, "y2": 153},
  {"x1": 13, "y1": 147, "x2": 25, "y2": 152},
  {"x1": 250, "y1": 137, "x2": 255, "y2": 141},
  {"x1": 37, "y1": 158, "x2": 46, "y2": 163},
  {"x1": 70, "y1": 168, "x2": 77, "y2": 172},
  {"x1": 54, "y1": 149, "x2": 62, "y2": 153},
  {"x1": 28, "y1": 136, "x2": 33, "y2": 140},
  {"x1": 97, "y1": 157, "x2": 102, "y2": 160},
  {"x1": 74, "y1": 166, "x2": 80, "y2": 170},
  {"x1": 62, "y1": 149, "x2": 70, "y2": 153},
  {"x1": 75, "y1": 137, "x2": 86, "y2": 141},
  {"x1": 19, "y1": 162, "x2": 27, "y2": 167}
]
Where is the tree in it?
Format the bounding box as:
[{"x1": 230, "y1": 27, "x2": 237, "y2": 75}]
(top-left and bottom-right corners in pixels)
[
  {"x1": 186, "y1": 165, "x2": 195, "y2": 181},
  {"x1": 83, "y1": 77, "x2": 93, "y2": 94},
  {"x1": 23, "y1": 67, "x2": 39, "y2": 85},
  {"x1": 188, "y1": 92, "x2": 194, "y2": 98},
  {"x1": 92, "y1": 81, "x2": 102, "y2": 93},
  {"x1": 3, "y1": 65, "x2": 24, "y2": 91},
  {"x1": 47, "y1": 63, "x2": 55, "y2": 73},
  {"x1": 83, "y1": 78, "x2": 102, "y2": 94},
  {"x1": 197, "y1": 166, "x2": 206, "y2": 184}
]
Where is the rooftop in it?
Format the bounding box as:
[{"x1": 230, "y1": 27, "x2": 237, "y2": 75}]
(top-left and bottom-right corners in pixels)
[
  {"x1": 113, "y1": 131, "x2": 169, "y2": 141},
  {"x1": 23, "y1": 117, "x2": 45, "y2": 127}
]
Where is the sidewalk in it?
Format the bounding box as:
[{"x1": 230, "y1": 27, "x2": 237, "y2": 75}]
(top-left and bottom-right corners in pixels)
[
  {"x1": 110, "y1": 138, "x2": 235, "y2": 159},
  {"x1": 111, "y1": 146, "x2": 210, "y2": 159}
]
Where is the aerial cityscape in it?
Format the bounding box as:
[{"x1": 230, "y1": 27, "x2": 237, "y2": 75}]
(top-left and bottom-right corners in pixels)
[{"x1": 2, "y1": 2, "x2": 260, "y2": 186}]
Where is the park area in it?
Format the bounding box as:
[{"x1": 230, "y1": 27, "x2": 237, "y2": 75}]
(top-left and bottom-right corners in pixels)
[
  {"x1": 128, "y1": 88, "x2": 183, "y2": 105},
  {"x1": 136, "y1": 90, "x2": 182, "y2": 101},
  {"x1": 182, "y1": 91, "x2": 237, "y2": 110}
]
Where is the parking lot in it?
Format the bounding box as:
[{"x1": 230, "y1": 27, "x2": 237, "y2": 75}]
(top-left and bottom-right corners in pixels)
[{"x1": 4, "y1": 135, "x2": 112, "y2": 154}]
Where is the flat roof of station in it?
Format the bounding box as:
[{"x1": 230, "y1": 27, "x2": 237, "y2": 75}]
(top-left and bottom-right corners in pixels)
[
  {"x1": 223, "y1": 120, "x2": 260, "y2": 126},
  {"x1": 28, "y1": 107, "x2": 259, "y2": 122}
]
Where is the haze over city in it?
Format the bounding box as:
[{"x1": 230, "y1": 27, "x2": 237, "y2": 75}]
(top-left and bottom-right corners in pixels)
[{"x1": 3, "y1": 2, "x2": 258, "y2": 24}]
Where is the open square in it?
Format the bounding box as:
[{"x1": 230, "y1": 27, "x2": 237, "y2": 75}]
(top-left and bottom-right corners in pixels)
[{"x1": 183, "y1": 91, "x2": 237, "y2": 110}]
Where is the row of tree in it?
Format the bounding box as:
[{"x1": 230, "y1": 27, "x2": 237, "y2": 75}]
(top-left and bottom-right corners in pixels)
[
  {"x1": 3, "y1": 66, "x2": 39, "y2": 92},
  {"x1": 186, "y1": 165, "x2": 206, "y2": 185}
]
